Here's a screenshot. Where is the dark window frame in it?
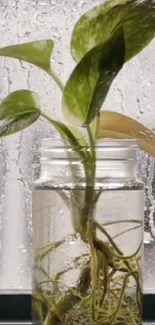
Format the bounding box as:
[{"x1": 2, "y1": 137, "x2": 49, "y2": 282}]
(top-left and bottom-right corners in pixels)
[{"x1": 0, "y1": 294, "x2": 154, "y2": 322}]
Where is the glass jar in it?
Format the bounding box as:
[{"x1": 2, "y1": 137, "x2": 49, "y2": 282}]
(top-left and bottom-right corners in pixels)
[{"x1": 32, "y1": 138, "x2": 144, "y2": 325}]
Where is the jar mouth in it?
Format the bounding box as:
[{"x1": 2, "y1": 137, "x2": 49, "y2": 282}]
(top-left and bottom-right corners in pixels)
[
  {"x1": 41, "y1": 138, "x2": 137, "y2": 148},
  {"x1": 40, "y1": 138, "x2": 138, "y2": 161}
]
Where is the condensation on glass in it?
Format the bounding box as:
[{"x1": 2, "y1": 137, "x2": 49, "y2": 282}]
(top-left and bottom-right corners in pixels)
[
  {"x1": 0, "y1": 0, "x2": 154, "y2": 292},
  {"x1": 33, "y1": 139, "x2": 144, "y2": 325}
]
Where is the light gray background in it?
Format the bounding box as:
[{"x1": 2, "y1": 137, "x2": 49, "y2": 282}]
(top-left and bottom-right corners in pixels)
[{"x1": 0, "y1": 0, "x2": 154, "y2": 293}]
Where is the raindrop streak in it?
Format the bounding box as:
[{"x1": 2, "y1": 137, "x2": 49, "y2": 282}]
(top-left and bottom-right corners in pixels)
[{"x1": 136, "y1": 98, "x2": 144, "y2": 114}]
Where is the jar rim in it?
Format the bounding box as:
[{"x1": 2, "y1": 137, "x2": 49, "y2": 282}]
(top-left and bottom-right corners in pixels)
[
  {"x1": 39, "y1": 138, "x2": 138, "y2": 162},
  {"x1": 41, "y1": 138, "x2": 138, "y2": 149}
]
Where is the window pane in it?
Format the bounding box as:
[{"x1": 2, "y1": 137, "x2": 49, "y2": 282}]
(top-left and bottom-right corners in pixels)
[
  {"x1": 138, "y1": 153, "x2": 155, "y2": 293},
  {"x1": 0, "y1": 0, "x2": 154, "y2": 293}
]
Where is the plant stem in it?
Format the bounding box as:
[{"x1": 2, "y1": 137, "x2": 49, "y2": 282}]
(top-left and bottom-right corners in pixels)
[
  {"x1": 88, "y1": 220, "x2": 100, "y2": 322},
  {"x1": 40, "y1": 111, "x2": 56, "y2": 124},
  {"x1": 87, "y1": 126, "x2": 95, "y2": 152},
  {"x1": 47, "y1": 68, "x2": 64, "y2": 92},
  {"x1": 87, "y1": 125, "x2": 96, "y2": 166}
]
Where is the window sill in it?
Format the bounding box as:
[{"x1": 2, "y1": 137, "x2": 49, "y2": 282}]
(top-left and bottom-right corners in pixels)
[
  {"x1": 0, "y1": 323, "x2": 154, "y2": 325},
  {"x1": 0, "y1": 294, "x2": 154, "y2": 322}
]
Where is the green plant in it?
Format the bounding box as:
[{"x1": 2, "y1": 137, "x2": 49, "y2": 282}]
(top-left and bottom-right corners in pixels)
[{"x1": 1, "y1": 0, "x2": 155, "y2": 324}]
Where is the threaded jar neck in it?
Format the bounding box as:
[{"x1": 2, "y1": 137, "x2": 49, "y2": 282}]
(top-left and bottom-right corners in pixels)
[
  {"x1": 35, "y1": 138, "x2": 138, "y2": 187},
  {"x1": 40, "y1": 138, "x2": 137, "y2": 161}
]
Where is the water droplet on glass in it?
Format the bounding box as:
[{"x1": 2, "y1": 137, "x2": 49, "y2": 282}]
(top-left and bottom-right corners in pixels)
[
  {"x1": 40, "y1": 1, "x2": 49, "y2": 5},
  {"x1": 59, "y1": 209, "x2": 64, "y2": 216},
  {"x1": 78, "y1": 0, "x2": 85, "y2": 7},
  {"x1": 50, "y1": 0, "x2": 56, "y2": 5},
  {"x1": 147, "y1": 80, "x2": 151, "y2": 87}
]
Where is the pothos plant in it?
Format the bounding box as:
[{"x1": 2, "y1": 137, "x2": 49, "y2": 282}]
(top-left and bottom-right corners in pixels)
[{"x1": 1, "y1": 0, "x2": 155, "y2": 324}]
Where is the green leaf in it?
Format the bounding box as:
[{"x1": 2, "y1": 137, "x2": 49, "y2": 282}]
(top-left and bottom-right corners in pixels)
[
  {"x1": 71, "y1": 0, "x2": 155, "y2": 63},
  {"x1": 0, "y1": 90, "x2": 40, "y2": 136},
  {"x1": 0, "y1": 112, "x2": 40, "y2": 136},
  {"x1": 97, "y1": 110, "x2": 155, "y2": 157},
  {"x1": 0, "y1": 90, "x2": 40, "y2": 120},
  {"x1": 0, "y1": 40, "x2": 54, "y2": 74},
  {"x1": 62, "y1": 28, "x2": 125, "y2": 127}
]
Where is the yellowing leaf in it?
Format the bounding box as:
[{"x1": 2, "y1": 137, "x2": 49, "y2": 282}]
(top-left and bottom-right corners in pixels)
[{"x1": 97, "y1": 110, "x2": 155, "y2": 157}]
